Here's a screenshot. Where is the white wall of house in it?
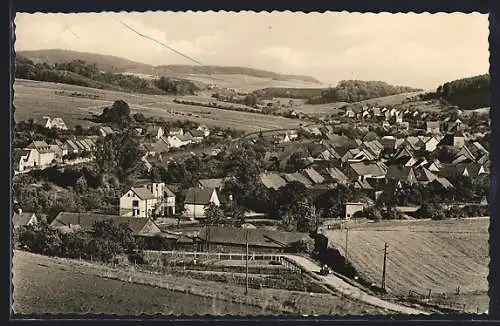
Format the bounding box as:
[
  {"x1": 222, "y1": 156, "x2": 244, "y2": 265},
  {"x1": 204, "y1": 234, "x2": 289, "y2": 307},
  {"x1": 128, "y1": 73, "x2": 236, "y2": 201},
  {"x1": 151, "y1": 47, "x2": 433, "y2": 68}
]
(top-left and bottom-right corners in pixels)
[
  {"x1": 345, "y1": 203, "x2": 364, "y2": 219},
  {"x1": 184, "y1": 190, "x2": 220, "y2": 219},
  {"x1": 425, "y1": 138, "x2": 440, "y2": 152},
  {"x1": 166, "y1": 136, "x2": 190, "y2": 148},
  {"x1": 119, "y1": 190, "x2": 158, "y2": 218}
]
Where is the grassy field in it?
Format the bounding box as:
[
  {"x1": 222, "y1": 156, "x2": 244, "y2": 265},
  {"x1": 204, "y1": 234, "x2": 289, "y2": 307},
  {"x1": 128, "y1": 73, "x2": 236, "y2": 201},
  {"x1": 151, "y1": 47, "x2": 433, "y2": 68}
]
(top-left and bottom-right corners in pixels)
[
  {"x1": 14, "y1": 79, "x2": 302, "y2": 132},
  {"x1": 12, "y1": 250, "x2": 259, "y2": 316},
  {"x1": 323, "y1": 218, "x2": 489, "y2": 313},
  {"x1": 12, "y1": 250, "x2": 390, "y2": 316}
]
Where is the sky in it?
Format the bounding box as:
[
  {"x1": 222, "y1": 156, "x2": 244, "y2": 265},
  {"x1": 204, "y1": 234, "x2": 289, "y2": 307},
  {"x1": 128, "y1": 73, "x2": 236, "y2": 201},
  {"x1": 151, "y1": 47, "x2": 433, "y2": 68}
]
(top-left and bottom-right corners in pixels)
[{"x1": 15, "y1": 12, "x2": 489, "y2": 90}]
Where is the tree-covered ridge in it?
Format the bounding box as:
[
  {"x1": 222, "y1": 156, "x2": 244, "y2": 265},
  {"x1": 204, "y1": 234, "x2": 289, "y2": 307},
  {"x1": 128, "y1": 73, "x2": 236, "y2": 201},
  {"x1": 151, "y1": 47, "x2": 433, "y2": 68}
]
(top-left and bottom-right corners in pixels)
[
  {"x1": 253, "y1": 80, "x2": 422, "y2": 104},
  {"x1": 437, "y1": 74, "x2": 490, "y2": 110},
  {"x1": 15, "y1": 56, "x2": 199, "y2": 96}
]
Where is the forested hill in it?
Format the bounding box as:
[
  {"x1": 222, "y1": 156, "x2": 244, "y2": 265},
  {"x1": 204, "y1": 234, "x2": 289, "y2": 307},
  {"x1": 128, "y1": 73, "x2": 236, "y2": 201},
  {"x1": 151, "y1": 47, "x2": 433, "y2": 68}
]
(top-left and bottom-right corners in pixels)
[
  {"x1": 254, "y1": 80, "x2": 422, "y2": 103},
  {"x1": 18, "y1": 49, "x2": 321, "y2": 84},
  {"x1": 15, "y1": 56, "x2": 199, "y2": 96},
  {"x1": 431, "y1": 74, "x2": 490, "y2": 110}
]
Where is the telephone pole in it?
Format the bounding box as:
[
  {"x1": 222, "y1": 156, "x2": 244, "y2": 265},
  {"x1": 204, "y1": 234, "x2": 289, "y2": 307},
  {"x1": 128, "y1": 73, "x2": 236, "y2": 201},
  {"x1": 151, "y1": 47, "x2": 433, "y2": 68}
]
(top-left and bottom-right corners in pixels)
[
  {"x1": 345, "y1": 228, "x2": 349, "y2": 263},
  {"x1": 245, "y1": 229, "x2": 249, "y2": 295},
  {"x1": 381, "y1": 242, "x2": 388, "y2": 291}
]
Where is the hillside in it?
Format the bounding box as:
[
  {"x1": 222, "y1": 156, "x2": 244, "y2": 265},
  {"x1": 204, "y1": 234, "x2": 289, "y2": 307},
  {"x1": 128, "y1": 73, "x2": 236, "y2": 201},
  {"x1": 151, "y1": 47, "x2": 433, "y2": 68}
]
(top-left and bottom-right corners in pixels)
[
  {"x1": 254, "y1": 81, "x2": 422, "y2": 104},
  {"x1": 420, "y1": 74, "x2": 490, "y2": 110},
  {"x1": 323, "y1": 218, "x2": 489, "y2": 313},
  {"x1": 18, "y1": 49, "x2": 321, "y2": 84}
]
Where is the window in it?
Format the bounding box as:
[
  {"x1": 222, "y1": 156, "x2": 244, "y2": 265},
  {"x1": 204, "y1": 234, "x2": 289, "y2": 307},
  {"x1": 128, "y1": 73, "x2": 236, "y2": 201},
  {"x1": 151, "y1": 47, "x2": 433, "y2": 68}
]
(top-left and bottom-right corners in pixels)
[{"x1": 132, "y1": 200, "x2": 139, "y2": 207}]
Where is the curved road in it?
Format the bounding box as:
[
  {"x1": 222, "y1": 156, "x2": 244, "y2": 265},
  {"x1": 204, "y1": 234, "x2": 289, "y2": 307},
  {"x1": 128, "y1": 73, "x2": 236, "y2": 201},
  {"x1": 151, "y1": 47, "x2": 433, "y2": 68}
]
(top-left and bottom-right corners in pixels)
[{"x1": 282, "y1": 254, "x2": 429, "y2": 315}]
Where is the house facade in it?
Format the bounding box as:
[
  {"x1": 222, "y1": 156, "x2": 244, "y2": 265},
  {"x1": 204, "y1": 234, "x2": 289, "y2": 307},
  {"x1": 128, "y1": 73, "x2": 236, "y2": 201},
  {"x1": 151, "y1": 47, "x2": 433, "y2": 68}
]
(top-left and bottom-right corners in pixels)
[
  {"x1": 120, "y1": 186, "x2": 159, "y2": 218},
  {"x1": 26, "y1": 141, "x2": 56, "y2": 168},
  {"x1": 184, "y1": 188, "x2": 220, "y2": 219},
  {"x1": 345, "y1": 202, "x2": 364, "y2": 219}
]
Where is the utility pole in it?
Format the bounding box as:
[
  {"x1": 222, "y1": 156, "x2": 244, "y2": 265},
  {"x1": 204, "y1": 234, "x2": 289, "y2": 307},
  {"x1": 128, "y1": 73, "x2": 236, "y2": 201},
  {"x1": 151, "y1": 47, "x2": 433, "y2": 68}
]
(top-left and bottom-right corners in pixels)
[
  {"x1": 381, "y1": 242, "x2": 388, "y2": 291},
  {"x1": 345, "y1": 228, "x2": 349, "y2": 263},
  {"x1": 245, "y1": 228, "x2": 249, "y2": 295}
]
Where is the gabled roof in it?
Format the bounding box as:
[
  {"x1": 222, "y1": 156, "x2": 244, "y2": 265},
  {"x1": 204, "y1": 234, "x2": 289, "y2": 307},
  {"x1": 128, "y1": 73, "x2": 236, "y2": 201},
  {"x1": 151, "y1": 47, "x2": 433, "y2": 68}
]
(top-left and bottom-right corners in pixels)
[
  {"x1": 302, "y1": 167, "x2": 325, "y2": 184},
  {"x1": 348, "y1": 162, "x2": 386, "y2": 178},
  {"x1": 259, "y1": 172, "x2": 287, "y2": 190},
  {"x1": 282, "y1": 172, "x2": 313, "y2": 187},
  {"x1": 51, "y1": 212, "x2": 160, "y2": 235},
  {"x1": 324, "y1": 167, "x2": 349, "y2": 183},
  {"x1": 198, "y1": 226, "x2": 310, "y2": 249},
  {"x1": 385, "y1": 165, "x2": 414, "y2": 181},
  {"x1": 433, "y1": 177, "x2": 454, "y2": 189},
  {"x1": 130, "y1": 186, "x2": 156, "y2": 200},
  {"x1": 189, "y1": 129, "x2": 205, "y2": 138},
  {"x1": 13, "y1": 212, "x2": 36, "y2": 226},
  {"x1": 415, "y1": 167, "x2": 438, "y2": 182},
  {"x1": 146, "y1": 125, "x2": 163, "y2": 135},
  {"x1": 353, "y1": 179, "x2": 373, "y2": 190},
  {"x1": 198, "y1": 178, "x2": 224, "y2": 189},
  {"x1": 184, "y1": 188, "x2": 216, "y2": 205}
]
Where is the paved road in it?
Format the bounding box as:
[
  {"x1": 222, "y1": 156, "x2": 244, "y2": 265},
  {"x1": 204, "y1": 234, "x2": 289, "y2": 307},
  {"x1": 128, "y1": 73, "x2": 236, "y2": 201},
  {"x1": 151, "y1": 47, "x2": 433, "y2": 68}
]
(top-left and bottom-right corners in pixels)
[{"x1": 282, "y1": 255, "x2": 429, "y2": 315}]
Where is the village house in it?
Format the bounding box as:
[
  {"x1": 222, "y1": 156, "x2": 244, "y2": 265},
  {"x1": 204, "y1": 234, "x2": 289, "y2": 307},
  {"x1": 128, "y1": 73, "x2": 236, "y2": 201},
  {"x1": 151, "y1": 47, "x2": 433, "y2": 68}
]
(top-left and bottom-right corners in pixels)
[
  {"x1": 50, "y1": 212, "x2": 165, "y2": 247},
  {"x1": 50, "y1": 117, "x2": 68, "y2": 130},
  {"x1": 385, "y1": 165, "x2": 417, "y2": 186},
  {"x1": 183, "y1": 187, "x2": 220, "y2": 219},
  {"x1": 24, "y1": 141, "x2": 56, "y2": 169},
  {"x1": 196, "y1": 124, "x2": 210, "y2": 137},
  {"x1": 426, "y1": 121, "x2": 441, "y2": 134},
  {"x1": 168, "y1": 127, "x2": 184, "y2": 136},
  {"x1": 197, "y1": 226, "x2": 311, "y2": 253},
  {"x1": 197, "y1": 178, "x2": 225, "y2": 191},
  {"x1": 34, "y1": 116, "x2": 52, "y2": 129},
  {"x1": 188, "y1": 129, "x2": 205, "y2": 143},
  {"x1": 13, "y1": 209, "x2": 38, "y2": 229},
  {"x1": 119, "y1": 185, "x2": 162, "y2": 218},
  {"x1": 164, "y1": 135, "x2": 193, "y2": 148},
  {"x1": 345, "y1": 162, "x2": 386, "y2": 182},
  {"x1": 259, "y1": 172, "x2": 287, "y2": 190},
  {"x1": 99, "y1": 126, "x2": 115, "y2": 137},
  {"x1": 146, "y1": 126, "x2": 164, "y2": 139},
  {"x1": 345, "y1": 202, "x2": 364, "y2": 219}
]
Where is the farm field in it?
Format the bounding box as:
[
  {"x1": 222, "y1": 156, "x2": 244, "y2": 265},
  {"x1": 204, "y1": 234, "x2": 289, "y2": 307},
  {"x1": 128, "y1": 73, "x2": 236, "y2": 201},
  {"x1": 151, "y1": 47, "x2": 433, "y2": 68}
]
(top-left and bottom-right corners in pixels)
[
  {"x1": 323, "y1": 218, "x2": 489, "y2": 313},
  {"x1": 356, "y1": 91, "x2": 425, "y2": 106},
  {"x1": 12, "y1": 250, "x2": 259, "y2": 316},
  {"x1": 172, "y1": 73, "x2": 326, "y2": 92},
  {"x1": 14, "y1": 79, "x2": 302, "y2": 132}
]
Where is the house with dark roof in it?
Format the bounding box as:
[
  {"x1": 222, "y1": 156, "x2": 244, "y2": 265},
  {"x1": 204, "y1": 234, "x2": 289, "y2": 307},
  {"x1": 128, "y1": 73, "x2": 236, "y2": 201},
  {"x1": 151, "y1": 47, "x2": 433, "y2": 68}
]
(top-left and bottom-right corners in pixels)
[
  {"x1": 302, "y1": 167, "x2": 325, "y2": 185},
  {"x1": 198, "y1": 178, "x2": 225, "y2": 190},
  {"x1": 183, "y1": 188, "x2": 220, "y2": 219},
  {"x1": 426, "y1": 121, "x2": 441, "y2": 134},
  {"x1": 323, "y1": 167, "x2": 349, "y2": 184},
  {"x1": 188, "y1": 129, "x2": 206, "y2": 142},
  {"x1": 431, "y1": 177, "x2": 454, "y2": 190},
  {"x1": 13, "y1": 149, "x2": 36, "y2": 172},
  {"x1": 120, "y1": 186, "x2": 160, "y2": 218},
  {"x1": 50, "y1": 212, "x2": 163, "y2": 243},
  {"x1": 282, "y1": 172, "x2": 313, "y2": 188},
  {"x1": 197, "y1": 226, "x2": 311, "y2": 253},
  {"x1": 385, "y1": 165, "x2": 417, "y2": 186},
  {"x1": 345, "y1": 162, "x2": 386, "y2": 182},
  {"x1": 25, "y1": 141, "x2": 56, "y2": 168}
]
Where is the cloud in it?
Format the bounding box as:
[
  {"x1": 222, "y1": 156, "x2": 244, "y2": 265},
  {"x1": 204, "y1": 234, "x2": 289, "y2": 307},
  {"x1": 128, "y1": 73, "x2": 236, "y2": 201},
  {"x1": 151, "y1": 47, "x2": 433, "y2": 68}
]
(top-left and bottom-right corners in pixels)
[{"x1": 258, "y1": 46, "x2": 307, "y2": 67}]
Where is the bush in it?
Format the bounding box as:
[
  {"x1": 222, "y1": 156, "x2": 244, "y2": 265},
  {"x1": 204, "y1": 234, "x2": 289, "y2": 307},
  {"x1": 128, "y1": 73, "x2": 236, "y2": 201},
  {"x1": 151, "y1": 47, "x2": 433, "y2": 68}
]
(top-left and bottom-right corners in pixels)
[
  {"x1": 287, "y1": 238, "x2": 315, "y2": 254},
  {"x1": 128, "y1": 251, "x2": 148, "y2": 265}
]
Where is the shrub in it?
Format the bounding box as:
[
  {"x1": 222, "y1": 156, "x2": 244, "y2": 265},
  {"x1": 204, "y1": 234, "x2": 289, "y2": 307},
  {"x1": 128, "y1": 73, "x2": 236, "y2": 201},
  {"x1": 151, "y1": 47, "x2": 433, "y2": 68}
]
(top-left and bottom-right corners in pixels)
[
  {"x1": 287, "y1": 238, "x2": 315, "y2": 254},
  {"x1": 128, "y1": 251, "x2": 148, "y2": 265}
]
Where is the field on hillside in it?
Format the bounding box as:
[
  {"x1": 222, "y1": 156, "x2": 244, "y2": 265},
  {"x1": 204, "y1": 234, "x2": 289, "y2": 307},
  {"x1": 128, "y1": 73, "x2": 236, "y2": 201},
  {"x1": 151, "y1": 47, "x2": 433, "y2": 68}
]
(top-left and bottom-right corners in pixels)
[
  {"x1": 12, "y1": 250, "x2": 259, "y2": 315},
  {"x1": 13, "y1": 79, "x2": 302, "y2": 132},
  {"x1": 323, "y1": 218, "x2": 489, "y2": 312},
  {"x1": 168, "y1": 73, "x2": 325, "y2": 92},
  {"x1": 357, "y1": 92, "x2": 425, "y2": 106},
  {"x1": 12, "y1": 250, "x2": 389, "y2": 316}
]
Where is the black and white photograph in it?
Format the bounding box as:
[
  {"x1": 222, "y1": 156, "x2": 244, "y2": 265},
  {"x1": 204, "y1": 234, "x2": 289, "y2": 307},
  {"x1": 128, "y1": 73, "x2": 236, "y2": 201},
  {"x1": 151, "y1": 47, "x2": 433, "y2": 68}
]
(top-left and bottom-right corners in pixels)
[{"x1": 11, "y1": 11, "x2": 490, "y2": 316}]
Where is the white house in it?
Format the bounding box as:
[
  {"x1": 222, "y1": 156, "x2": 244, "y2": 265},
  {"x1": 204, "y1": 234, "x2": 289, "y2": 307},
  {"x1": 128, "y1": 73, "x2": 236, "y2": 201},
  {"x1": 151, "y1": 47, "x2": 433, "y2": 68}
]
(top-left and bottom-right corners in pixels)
[
  {"x1": 50, "y1": 117, "x2": 68, "y2": 130},
  {"x1": 345, "y1": 202, "x2": 364, "y2": 219},
  {"x1": 164, "y1": 135, "x2": 192, "y2": 148},
  {"x1": 423, "y1": 136, "x2": 440, "y2": 152},
  {"x1": 196, "y1": 125, "x2": 210, "y2": 137},
  {"x1": 35, "y1": 116, "x2": 52, "y2": 129},
  {"x1": 168, "y1": 128, "x2": 184, "y2": 136},
  {"x1": 25, "y1": 141, "x2": 56, "y2": 168},
  {"x1": 99, "y1": 126, "x2": 115, "y2": 137},
  {"x1": 13, "y1": 209, "x2": 38, "y2": 229},
  {"x1": 183, "y1": 187, "x2": 220, "y2": 219},
  {"x1": 119, "y1": 186, "x2": 159, "y2": 218}
]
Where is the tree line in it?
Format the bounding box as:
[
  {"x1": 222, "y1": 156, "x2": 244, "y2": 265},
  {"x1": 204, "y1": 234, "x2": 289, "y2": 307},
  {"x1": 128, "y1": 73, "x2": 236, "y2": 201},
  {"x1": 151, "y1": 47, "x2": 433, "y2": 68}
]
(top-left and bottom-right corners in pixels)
[
  {"x1": 15, "y1": 57, "x2": 199, "y2": 96},
  {"x1": 252, "y1": 80, "x2": 421, "y2": 104},
  {"x1": 420, "y1": 74, "x2": 490, "y2": 110}
]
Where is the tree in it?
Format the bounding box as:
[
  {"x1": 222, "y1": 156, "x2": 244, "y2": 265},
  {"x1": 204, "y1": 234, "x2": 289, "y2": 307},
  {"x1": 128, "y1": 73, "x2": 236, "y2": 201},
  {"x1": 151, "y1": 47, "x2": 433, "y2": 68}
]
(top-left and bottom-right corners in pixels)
[{"x1": 204, "y1": 202, "x2": 225, "y2": 226}]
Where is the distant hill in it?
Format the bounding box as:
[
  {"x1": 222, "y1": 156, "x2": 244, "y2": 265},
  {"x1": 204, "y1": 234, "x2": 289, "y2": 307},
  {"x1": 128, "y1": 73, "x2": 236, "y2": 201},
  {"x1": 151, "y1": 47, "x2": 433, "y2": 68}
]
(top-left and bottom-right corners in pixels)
[
  {"x1": 420, "y1": 74, "x2": 490, "y2": 110},
  {"x1": 254, "y1": 80, "x2": 422, "y2": 104},
  {"x1": 17, "y1": 49, "x2": 321, "y2": 84}
]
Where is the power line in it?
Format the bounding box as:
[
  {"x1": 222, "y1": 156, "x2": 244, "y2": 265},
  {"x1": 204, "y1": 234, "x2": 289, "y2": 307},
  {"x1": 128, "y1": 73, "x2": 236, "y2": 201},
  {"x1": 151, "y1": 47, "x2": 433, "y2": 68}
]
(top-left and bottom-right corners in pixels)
[{"x1": 115, "y1": 19, "x2": 206, "y2": 67}]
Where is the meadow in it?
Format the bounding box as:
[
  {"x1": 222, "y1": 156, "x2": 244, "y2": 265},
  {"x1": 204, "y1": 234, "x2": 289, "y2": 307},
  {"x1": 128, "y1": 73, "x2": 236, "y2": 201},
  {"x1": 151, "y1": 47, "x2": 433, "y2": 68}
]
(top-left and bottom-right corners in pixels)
[
  {"x1": 14, "y1": 79, "x2": 302, "y2": 132},
  {"x1": 323, "y1": 218, "x2": 489, "y2": 313}
]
